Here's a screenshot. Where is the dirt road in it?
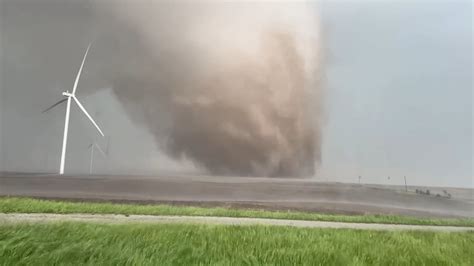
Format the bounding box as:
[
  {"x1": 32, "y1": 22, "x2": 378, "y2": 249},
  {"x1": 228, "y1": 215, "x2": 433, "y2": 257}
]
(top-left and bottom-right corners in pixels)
[{"x1": 1, "y1": 213, "x2": 472, "y2": 232}]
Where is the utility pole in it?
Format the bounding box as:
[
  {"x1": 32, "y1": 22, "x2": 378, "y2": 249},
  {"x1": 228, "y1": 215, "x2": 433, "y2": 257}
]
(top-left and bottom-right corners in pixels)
[
  {"x1": 358, "y1": 176, "x2": 361, "y2": 185},
  {"x1": 404, "y1": 176, "x2": 408, "y2": 192}
]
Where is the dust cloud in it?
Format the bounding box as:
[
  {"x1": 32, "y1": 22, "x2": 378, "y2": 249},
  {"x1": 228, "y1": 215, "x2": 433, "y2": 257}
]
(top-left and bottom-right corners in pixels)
[{"x1": 91, "y1": 1, "x2": 324, "y2": 177}]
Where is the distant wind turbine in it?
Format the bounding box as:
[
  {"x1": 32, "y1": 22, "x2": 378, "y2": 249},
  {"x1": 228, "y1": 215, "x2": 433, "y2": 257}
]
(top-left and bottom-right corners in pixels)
[
  {"x1": 43, "y1": 43, "x2": 105, "y2": 175},
  {"x1": 88, "y1": 142, "x2": 107, "y2": 175}
]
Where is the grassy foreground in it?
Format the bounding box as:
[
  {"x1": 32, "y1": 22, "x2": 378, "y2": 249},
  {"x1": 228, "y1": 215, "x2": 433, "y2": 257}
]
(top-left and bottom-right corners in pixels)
[
  {"x1": 1, "y1": 197, "x2": 473, "y2": 227},
  {"x1": 0, "y1": 222, "x2": 472, "y2": 265}
]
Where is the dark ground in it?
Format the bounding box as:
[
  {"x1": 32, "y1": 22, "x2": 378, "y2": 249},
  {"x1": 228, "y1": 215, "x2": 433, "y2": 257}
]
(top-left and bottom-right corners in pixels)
[{"x1": 0, "y1": 173, "x2": 472, "y2": 218}]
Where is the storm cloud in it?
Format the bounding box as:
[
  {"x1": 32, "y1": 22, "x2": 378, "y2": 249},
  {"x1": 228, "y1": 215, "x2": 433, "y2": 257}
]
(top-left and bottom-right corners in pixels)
[{"x1": 94, "y1": 1, "x2": 324, "y2": 177}]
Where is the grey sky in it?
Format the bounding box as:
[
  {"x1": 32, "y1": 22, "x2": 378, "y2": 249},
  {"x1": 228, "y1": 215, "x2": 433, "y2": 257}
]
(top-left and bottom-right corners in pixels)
[
  {"x1": 0, "y1": 0, "x2": 472, "y2": 187},
  {"x1": 318, "y1": 0, "x2": 472, "y2": 187}
]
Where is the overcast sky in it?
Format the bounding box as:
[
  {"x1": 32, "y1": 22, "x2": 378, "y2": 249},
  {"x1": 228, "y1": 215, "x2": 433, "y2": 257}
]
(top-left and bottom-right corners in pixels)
[
  {"x1": 318, "y1": 0, "x2": 472, "y2": 187},
  {"x1": 0, "y1": 0, "x2": 472, "y2": 187}
]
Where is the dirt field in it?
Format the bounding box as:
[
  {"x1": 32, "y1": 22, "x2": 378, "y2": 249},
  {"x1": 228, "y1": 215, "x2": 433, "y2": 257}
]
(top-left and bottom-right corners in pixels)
[{"x1": 0, "y1": 173, "x2": 472, "y2": 218}]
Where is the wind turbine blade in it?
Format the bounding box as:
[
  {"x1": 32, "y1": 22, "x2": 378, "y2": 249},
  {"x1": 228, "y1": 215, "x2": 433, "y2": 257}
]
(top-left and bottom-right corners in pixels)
[
  {"x1": 72, "y1": 42, "x2": 92, "y2": 95},
  {"x1": 42, "y1": 98, "x2": 67, "y2": 113},
  {"x1": 94, "y1": 143, "x2": 107, "y2": 157},
  {"x1": 72, "y1": 96, "x2": 105, "y2": 137}
]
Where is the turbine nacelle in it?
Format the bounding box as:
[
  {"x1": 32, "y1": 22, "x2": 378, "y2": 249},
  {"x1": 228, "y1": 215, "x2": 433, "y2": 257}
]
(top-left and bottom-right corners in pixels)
[{"x1": 62, "y1": 91, "x2": 74, "y2": 97}]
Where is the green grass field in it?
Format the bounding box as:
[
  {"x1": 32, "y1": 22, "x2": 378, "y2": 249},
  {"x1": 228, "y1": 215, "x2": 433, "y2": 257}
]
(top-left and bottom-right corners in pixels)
[
  {"x1": 1, "y1": 197, "x2": 473, "y2": 227},
  {"x1": 0, "y1": 222, "x2": 472, "y2": 265}
]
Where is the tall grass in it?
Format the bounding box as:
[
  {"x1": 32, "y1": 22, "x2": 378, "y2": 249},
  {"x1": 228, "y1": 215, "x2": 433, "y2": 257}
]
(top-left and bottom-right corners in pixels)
[{"x1": 0, "y1": 222, "x2": 472, "y2": 265}]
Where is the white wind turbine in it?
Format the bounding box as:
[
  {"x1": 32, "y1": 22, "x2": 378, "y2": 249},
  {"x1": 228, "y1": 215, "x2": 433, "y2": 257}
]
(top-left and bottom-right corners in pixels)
[
  {"x1": 88, "y1": 141, "x2": 107, "y2": 175},
  {"x1": 43, "y1": 43, "x2": 105, "y2": 175},
  {"x1": 87, "y1": 136, "x2": 109, "y2": 175}
]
